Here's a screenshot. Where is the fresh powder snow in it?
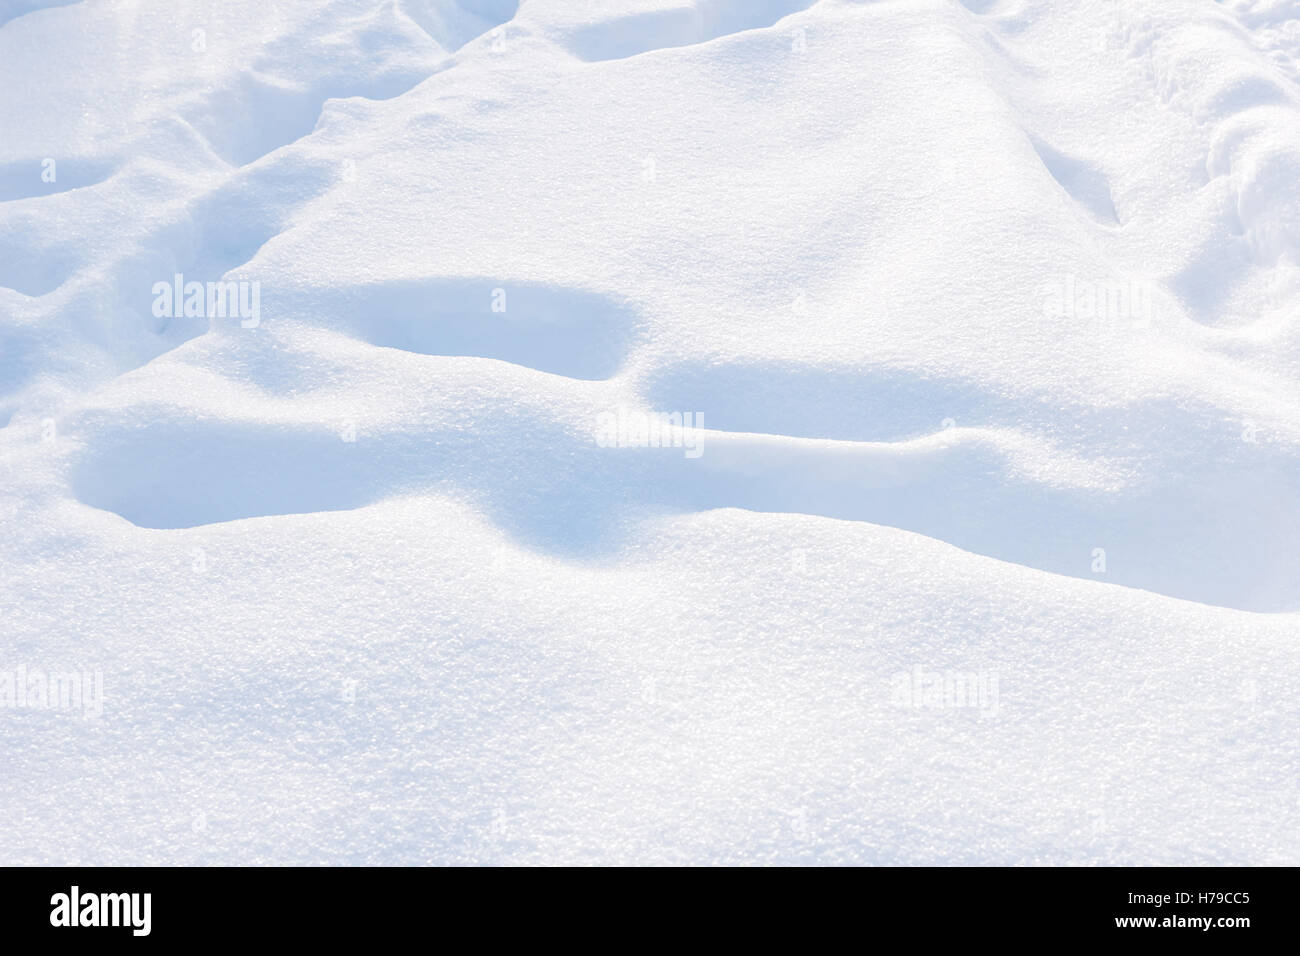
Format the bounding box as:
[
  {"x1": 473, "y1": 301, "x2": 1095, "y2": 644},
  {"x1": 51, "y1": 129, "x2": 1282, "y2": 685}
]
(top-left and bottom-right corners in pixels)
[{"x1": 0, "y1": 0, "x2": 1298, "y2": 865}]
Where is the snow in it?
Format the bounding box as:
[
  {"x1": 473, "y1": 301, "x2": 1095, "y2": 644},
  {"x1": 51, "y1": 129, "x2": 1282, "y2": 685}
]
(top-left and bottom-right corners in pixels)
[{"x1": 1, "y1": 0, "x2": 1298, "y2": 864}]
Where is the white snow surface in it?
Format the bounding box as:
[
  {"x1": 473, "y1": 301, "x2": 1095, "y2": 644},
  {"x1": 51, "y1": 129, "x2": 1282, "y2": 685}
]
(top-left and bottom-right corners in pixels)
[{"x1": 1, "y1": 0, "x2": 1298, "y2": 864}]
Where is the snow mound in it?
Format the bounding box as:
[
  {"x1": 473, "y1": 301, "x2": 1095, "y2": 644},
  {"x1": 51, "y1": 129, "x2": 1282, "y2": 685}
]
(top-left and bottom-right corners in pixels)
[{"x1": 1, "y1": 0, "x2": 1298, "y2": 864}]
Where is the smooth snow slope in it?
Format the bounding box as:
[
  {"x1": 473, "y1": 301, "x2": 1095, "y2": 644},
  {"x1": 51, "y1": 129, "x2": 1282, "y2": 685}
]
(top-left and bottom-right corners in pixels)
[{"x1": 1, "y1": 0, "x2": 1298, "y2": 864}]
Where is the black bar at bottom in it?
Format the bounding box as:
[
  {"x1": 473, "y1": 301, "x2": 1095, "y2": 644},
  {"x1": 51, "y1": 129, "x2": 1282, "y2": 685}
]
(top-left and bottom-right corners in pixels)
[{"x1": 0, "y1": 866, "x2": 1288, "y2": 944}]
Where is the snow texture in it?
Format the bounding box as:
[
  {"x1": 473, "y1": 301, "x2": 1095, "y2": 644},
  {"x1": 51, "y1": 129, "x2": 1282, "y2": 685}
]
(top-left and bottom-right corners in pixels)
[{"x1": 1, "y1": 0, "x2": 1298, "y2": 864}]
